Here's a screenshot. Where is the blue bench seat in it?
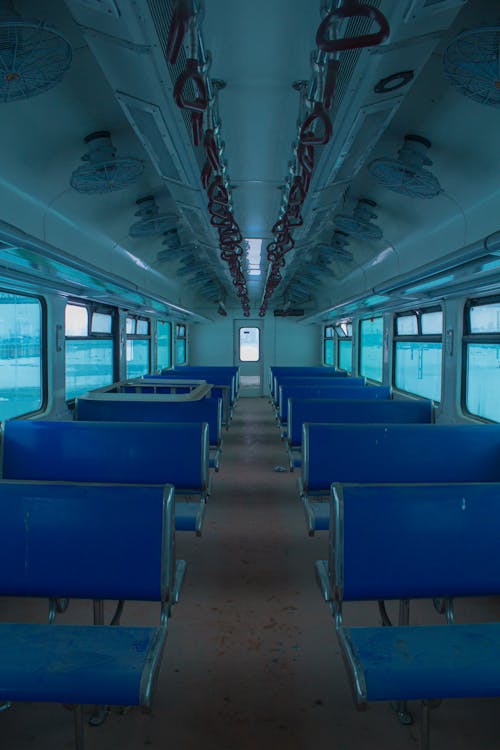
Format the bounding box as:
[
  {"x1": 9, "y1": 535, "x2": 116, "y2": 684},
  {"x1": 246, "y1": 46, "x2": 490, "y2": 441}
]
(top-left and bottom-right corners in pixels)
[
  {"x1": 76, "y1": 394, "x2": 223, "y2": 471},
  {"x1": 279, "y1": 385, "x2": 391, "y2": 434},
  {"x1": 301, "y1": 423, "x2": 500, "y2": 534},
  {"x1": 0, "y1": 480, "x2": 179, "y2": 748},
  {"x1": 315, "y1": 481, "x2": 500, "y2": 750},
  {"x1": 2, "y1": 420, "x2": 210, "y2": 535},
  {"x1": 287, "y1": 397, "x2": 433, "y2": 469},
  {"x1": 340, "y1": 622, "x2": 500, "y2": 703},
  {"x1": 270, "y1": 366, "x2": 348, "y2": 401},
  {"x1": 0, "y1": 623, "x2": 165, "y2": 706}
]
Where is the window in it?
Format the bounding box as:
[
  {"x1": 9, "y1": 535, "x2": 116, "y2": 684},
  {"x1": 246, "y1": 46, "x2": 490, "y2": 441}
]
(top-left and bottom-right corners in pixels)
[
  {"x1": 239, "y1": 327, "x2": 260, "y2": 362},
  {"x1": 157, "y1": 320, "x2": 172, "y2": 372},
  {"x1": 394, "y1": 309, "x2": 443, "y2": 401},
  {"x1": 338, "y1": 340, "x2": 352, "y2": 372},
  {"x1": 360, "y1": 317, "x2": 383, "y2": 382},
  {"x1": 65, "y1": 302, "x2": 114, "y2": 400},
  {"x1": 0, "y1": 290, "x2": 43, "y2": 419},
  {"x1": 175, "y1": 323, "x2": 187, "y2": 365},
  {"x1": 335, "y1": 321, "x2": 352, "y2": 372},
  {"x1": 463, "y1": 298, "x2": 500, "y2": 422},
  {"x1": 126, "y1": 315, "x2": 151, "y2": 378},
  {"x1": 323, "y1": 326, "x2": 334, "y2": 366}
]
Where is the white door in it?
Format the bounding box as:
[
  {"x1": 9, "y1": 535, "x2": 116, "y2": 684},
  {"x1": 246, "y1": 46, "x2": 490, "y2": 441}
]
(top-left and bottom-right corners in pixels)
[{"x1": 233, "y1": 319, "x2": 264, "y2": 397}]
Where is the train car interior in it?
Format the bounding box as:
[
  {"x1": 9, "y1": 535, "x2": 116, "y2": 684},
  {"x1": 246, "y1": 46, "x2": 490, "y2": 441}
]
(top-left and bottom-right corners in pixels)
[{"x1": 0, "y1": 0, "x2": 498, "y2": 748}]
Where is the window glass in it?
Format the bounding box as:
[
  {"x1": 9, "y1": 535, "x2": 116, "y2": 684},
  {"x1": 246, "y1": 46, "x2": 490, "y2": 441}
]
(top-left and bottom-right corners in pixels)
[
  {"x1": 421, "y1": 310, "x2": 443, "y2": 335},
  {"x1": 91, "y1": 312, "x2": 112, "y2": 334},
  {"x1": 65, "y1": 339, "x2": 114, "y2": 400},
  {"x1": 360, "y1": 317, "x2": 383, "y2": 382},
  {"x1": 395, "y1": 342, "x2": 442, "y2": 401},
  {"x1": 157, "y1": 320, "x2": 171, "y2": 371},
  {"x1": 339, "y1": 339, "x2": 352, "y2": 372},
  {"x1": 396, "y1": 315, "x2": 418, "y2": 335},
  {"x1": 470, "y1": 302, "x2": 500, "y2": 333},
  {"x1": 126, "y1": 317, "x2": 136, "y2": 334},
  {"x1": 335, "y1": 322, "x2": 352, "y2": 337},
  {"x1": 324, "y1": 339, "x2": 334, "y2": 366},
  {"x1": 126, "y1": 339, "x2": 150, "y2": 378},
  {"x1": 325, "y1": 326, "x2": 334, "y2": 338},
  {"x1": 65, "y1": 304, "x2": 88, "y2": 336},
  {"x1": 176, "y1": 337, "x2": 186, "y2": 365},
  {"x1": 0, "y1": 291, "x2": 42, "y2": 419},
  {"x1": 239, "y1": 327, "x2": 260, "y2": 362},
  {"x1": 466, "y1": 344, "x2": 500, "y2": 422},
  {"x1": 137, "y1": 319, "x2": 149, "y2": 335},
  {"x1": 176, "y1": 324, "x2": 186, "y2": 337}
]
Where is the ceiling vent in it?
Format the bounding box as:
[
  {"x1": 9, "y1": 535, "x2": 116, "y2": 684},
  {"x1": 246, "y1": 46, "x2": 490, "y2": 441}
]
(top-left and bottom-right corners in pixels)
[
  {"x1": 443, "y1": 26, "x2": 500, "y2": 109},
  {"x1": 71, "y1": 131, "x2": 144, "y2": 194},
  {"x1": 368, "y1": 134, "x2": 442, "y2": 199},
  {"x1": 0, "y1": 1, "x2": 72, "y2": 103},
  {"x1": 333, "y1": 199, "x2": 383, "y2": 240},
  {"x1": 129, "y1": 195, "x2": 178, "y2": 237}
]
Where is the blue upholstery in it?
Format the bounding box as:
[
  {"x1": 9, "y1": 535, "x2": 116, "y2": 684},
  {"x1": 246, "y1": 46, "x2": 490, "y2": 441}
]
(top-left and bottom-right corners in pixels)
[
  {"x1": 76, "y1": 396, "x2": 222, "y2": 448},
  {"x1": 270, "y1": 366, "x2": 347, "y2": 399},
  {"x1": 342, "y1": 623, "x2": 500, "y2": 703},
  {"x1": 320, "y1": 481, "x2": 500, "y2": 711},
  {"x1": 0, "y1": 623, "x2": 165, "y2": 706},
  {"x1": 302, "y1": 423, "x2": 500, "y2": 494},
  {"x1": 280, "y1": 385, "x2": 390, "y2": 422},
  {"x1": 0, "y1": 481, "x2": 174, "y2": 717},
  {"x1": 0, "y1": 481, "x2": 173, "y2": 601},
  {"x1": 333, "y1": 482, "x2": 500, "y2": 601},
  {"x1": 277, "y1": 376, "x2": 365, "y2": 411},
  {"x1": 288, "y1": 397, "x2": 432, "y2": 447},
  {"x1": 3, "y1": 420, "x2": 209, "y2": 494}
]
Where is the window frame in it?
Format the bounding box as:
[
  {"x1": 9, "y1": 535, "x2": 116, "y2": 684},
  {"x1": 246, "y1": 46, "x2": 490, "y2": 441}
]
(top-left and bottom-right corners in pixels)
[
  {"x1": 462, "y1": 295, "x2": 500, "y2": 422},
  {"x1": 64, "y1": 299, "x2": 117, "y2": 401},
  {"x1": 334, "y1": 320, "x2": 352, "y2": 371},
  {"x1": 0, "y1": 286, "x2": 46, "y2": 418},
  {"x1": 323, "y1": 325, "x2": 334, "y2": 366},
  {"x1": 392, "y1": 306, "x2": 443, "y2": 401}
]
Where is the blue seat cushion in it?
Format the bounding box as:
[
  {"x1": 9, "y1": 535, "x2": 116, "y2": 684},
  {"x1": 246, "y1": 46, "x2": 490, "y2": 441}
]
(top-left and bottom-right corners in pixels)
[
  {"x1": 341, "y1": 622, "x2": 500, "y2": 703},
  {"x1": 0, "y1": 623, "x2": 165, "y2": 706}
]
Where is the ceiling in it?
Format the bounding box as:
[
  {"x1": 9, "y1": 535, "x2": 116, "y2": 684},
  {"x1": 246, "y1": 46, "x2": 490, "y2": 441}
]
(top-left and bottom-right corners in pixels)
[{"x1": 0, "y1": 0, "x2": 497, "y2": 319}]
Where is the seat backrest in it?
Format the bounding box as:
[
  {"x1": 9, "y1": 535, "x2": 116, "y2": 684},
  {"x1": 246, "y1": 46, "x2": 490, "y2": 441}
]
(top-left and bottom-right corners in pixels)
[
  {"x1": 76, "y1": 396, "x2": 222, "y2": 446},
  {"x1": 302, "y1": 423, "x2": 500, "y2": 491},
  {"x1": 0, "y1": 481, "x2": 174, "y2": 602},
  {"x1": 3, "y1": 420, "x2": 209, "y2": 491},
  {"x1": 288, "y1": 397, "x2": 433, "y2": 447},
  {"x1": 332, "y1": 481, "x2": 500, "y2": 602},
  {"x1": 280, "y1": 385, "x2": 391, "y2": 422}
]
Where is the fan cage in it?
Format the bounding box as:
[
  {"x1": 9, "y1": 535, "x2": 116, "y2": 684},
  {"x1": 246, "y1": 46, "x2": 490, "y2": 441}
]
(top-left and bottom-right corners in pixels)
[
  {"x1": 0, "y1": 18, "x2": 72, "y2": 103},
  {"x1": 443, "y1": 26, "x2": 500, "y2": 109}
]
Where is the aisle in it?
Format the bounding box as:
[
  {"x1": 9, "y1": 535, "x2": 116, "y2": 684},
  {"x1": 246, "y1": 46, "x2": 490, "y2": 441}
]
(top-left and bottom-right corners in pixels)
[{"x1": 156, "y1": 396, "x2": 340, "y2": 749}]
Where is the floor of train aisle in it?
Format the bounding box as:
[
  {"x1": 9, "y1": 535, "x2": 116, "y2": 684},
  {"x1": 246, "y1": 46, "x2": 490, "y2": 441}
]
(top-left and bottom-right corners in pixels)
[{"x1": 1, "y1": 397, "x2": 499, "y2": 750}]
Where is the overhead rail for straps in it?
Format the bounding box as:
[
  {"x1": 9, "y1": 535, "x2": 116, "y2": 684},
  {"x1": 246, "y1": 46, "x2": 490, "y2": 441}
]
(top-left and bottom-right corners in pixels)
[
  {"x1": 259, "y1": 0, "x2": 390, "y2": 316},
  {"x1": 166, "y1": 0, "x2": 250, "y2": 316}
]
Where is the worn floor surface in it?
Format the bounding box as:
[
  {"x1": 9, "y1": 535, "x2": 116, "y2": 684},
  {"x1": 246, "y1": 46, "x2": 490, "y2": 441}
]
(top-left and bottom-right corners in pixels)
[{"x1": 1, "y1": 397, "x2": 499, "y2": 749}]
